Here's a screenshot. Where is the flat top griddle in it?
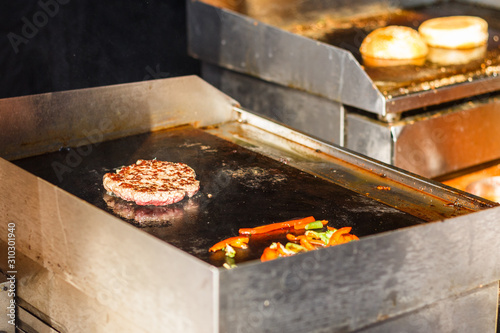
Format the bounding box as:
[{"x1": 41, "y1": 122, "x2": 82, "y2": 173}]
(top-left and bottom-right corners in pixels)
[
  {"x1": 13, "y1": 125, "x2": 424, "y2": 265},
  {"x1": 285, "y1": 1, "x2": 500, "y2": 98}
]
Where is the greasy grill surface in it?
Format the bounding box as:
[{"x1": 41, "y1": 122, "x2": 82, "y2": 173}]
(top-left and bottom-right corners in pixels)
[
  {"x1": 13, "y1": 125, "x2": 425, "y2": 265},
  {"x1": 287, "y1": 2, "x2": 500, "y2": 98}
]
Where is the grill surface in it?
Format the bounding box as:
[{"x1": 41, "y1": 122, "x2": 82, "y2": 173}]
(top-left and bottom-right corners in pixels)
[
  {"x1": 13, "y1": 125, "x2": 425, "y2": 264},
  {"x1": 285, "y1": 2, "x2": 500, "y2": 99}
]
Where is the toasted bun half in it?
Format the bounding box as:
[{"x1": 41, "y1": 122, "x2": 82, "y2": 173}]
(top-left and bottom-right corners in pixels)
[
  {"x1": 360, "y1": 26, "x2": 428, "y2": 67},
  {"x1": 427, "y1": 45, "x2": 487, "y2": 65},
  {"x1": 418, "y1": 16, "x2": 488, "y2": 49}
]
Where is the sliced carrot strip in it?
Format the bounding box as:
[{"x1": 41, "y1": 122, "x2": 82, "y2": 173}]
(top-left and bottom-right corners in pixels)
[
  {"x1": 239, "y1": 216, "x2": 316, "y2": 235},
  {"x1": 209, "y1": 236, "x2": 249, "y2": 252}
]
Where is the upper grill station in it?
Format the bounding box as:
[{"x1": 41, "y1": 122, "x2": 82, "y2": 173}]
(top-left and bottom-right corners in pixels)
[{"x1": 188, "y1": 0, "x2": 500, "y2": 179}]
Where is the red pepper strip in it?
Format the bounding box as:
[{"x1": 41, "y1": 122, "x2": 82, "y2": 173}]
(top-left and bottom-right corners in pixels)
[
  {"x1": 261, "y1": 247, "x2": 279, "y2": 262},
  {"x1": 327, "y1": 227, "x2": 352, "y2": 247},
  {"x1": 307, "y1": 238, "x2": 326, "y2": 247},
  {"x1": 239, "y1": 216, "x2": 316, "y2": 235},
  {"x1": 286, "y1": 233, "x2": 308, "y2": 242},
  {"x1": 300, "y1": 237, "x2": 316, "y2": 251},
  {"x1": 342, "y1": 234, "x2": 360, "y2": 242},
  {"x1": 249, "y1": 229, "x2": 293, "y2": 243},
  {"x1": 209, "y1": 236, "x2": 249, "y2": 252}
]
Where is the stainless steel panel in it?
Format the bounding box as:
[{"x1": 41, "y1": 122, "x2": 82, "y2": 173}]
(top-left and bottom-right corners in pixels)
[
  {"x1": 202, "y1": 62, "x2": 344, "y2": 145},
  {"x1": 394, "y1": 95, "x2": 500, "y2": 178},
  {"x1": 17, "y1": 306, "x2": 60, "y2": 333},
  {"x1": 0, "y1": 75, "x2": 238, "y2": 160},
  {"x1": 386, "y1": 77, "x2": 500, "y2": 115},
  {"x1": 346, "y1": 112, "x2": 392, "y2": 164},
  {"x1": 187, "y1": 0, "x2": 384, "y2": 114},
  {"x1": 346, "y1": 93, "x2": 500, "y2": 178},
  {"x1": 354, "y1": 282, "x2": 499, "y2": 333}
]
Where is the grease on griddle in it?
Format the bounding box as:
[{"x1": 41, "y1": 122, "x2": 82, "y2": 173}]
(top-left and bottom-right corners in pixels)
[
  {"x1": 222, "y1": 166, "x2": 287, "y2": 190},
  {"x1": 180, "y1": 141, "x2": 218, "y2": 153},
  {"x1": 284, "y1": 9, "x2": 425, "y2": 57}
]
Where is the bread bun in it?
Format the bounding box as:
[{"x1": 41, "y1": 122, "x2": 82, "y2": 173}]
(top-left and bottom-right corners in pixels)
[
  {"x1": 418, "y1": 16, "x2": 488, "y2": 49},
  {"x1": 427, "y1": 45, "x2": 487, "y2": 65},
  {"x1": 360, "y1": 26, "x2": 428, "y2": 67}
]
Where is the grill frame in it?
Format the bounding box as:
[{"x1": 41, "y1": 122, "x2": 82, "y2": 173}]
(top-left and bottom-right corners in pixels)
[
  {"x1": 187, "y1": 0, "x2": 500, "y2": 116},
  {"x1": 1, "y1": 76, "x2": 499, "y2": 332}
]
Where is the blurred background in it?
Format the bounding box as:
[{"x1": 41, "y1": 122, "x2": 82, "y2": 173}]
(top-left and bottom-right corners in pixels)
[{"x1": 0, "y1": 0, "x2": 200, "y2": 99}]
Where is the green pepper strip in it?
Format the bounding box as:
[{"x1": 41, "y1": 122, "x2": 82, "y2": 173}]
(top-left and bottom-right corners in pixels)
[
  {"x1": 305, "y1": 220, "x2": 324, "y2": 230},
  {"x1": 285, "y1": 242, "x2": 307, "y2": 253}
]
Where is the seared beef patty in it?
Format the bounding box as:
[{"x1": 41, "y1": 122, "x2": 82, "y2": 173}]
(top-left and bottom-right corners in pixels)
[{"x1": 103, "y1": 159, "x2": 200, "y2": 206}]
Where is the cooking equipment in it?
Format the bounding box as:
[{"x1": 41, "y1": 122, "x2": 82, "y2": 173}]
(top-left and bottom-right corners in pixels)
[
  {"x1": 0, "y1": 76, "x2": 498, "y2": 332},
  {"x1": 187, "y1": 0, "x2": 500, "y2": 178}
]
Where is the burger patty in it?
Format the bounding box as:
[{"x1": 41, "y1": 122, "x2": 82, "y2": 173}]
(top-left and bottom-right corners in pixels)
[{"x1": 103, "y1": 159, "x2": 200, "y2": 206}]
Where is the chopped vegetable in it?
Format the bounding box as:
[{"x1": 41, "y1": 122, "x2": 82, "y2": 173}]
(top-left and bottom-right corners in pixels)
[
  {"x1": 276, "y1": 242, "x2": 296, "y2": 256},
  {"x1": 305, "y1": 220, "x2": 326, "y2": 230},
  {"x1": 286, "y1": 233, "x2": 301, "y2": 241},
  {"x1": 210, "y1": 217, "x2": 359, "y2": 264},
  {"x1": 327, "y1": 227, "x2": 353, "y2": 246},
  {"x1": 306, "y1": 229, "x2": 334, "y2": 244},
  {"x1": 261, "y1": 247, "x2": 279, "y2": 262},
  {"x1": 223, "y1": 255, "x2": 237, "y2": 269},
  {"x1": 209, "y1": 236, "x2": 249, "y2": 252},
  {"x1": 225, "y1": 244, "x2": 236, "y2": 258},
  {"x1": 285, "y1": 242, "x2": 307, "y2": 253},
  {"x1": 239, "y1": 216, "x2": 316, "y2": 235},
  {"x1": 257, "y1": 222, "x2": 359, "y2": 262},
  {"x1": 295, "y1": 219, "x2": 328, "y2": 230},
  {"x1": 299, "y1": 237, "x2": 316, "y2": 251}
]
